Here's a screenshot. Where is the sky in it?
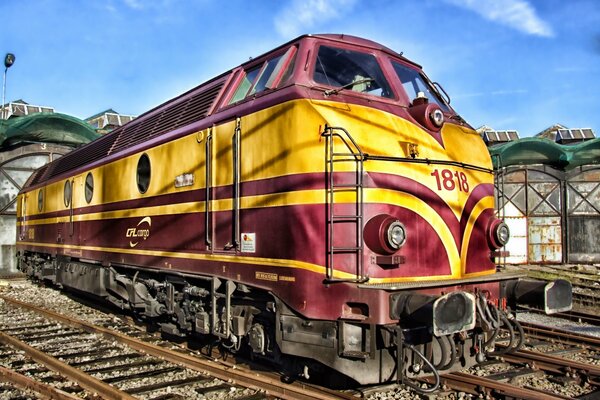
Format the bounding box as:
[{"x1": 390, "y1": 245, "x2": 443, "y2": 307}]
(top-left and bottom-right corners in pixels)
[{"x1": 1, "y1": 0, "x2": 599, "y2": 137}]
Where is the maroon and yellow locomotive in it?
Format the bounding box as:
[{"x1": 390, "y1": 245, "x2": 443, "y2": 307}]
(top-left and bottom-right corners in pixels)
[{"x1": 16, "y1": 34, "x2": 571, "y2": 388}]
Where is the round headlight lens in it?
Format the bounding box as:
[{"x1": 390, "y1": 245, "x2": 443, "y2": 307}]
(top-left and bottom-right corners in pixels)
[
  {"x1": 387, "y1": 221, "x2": 407, "y2": 250},
  {"x1": 430, "y1": 109, "x2": 444, "y2": 127},
  {"x1": 495, "y1": 222, "x2": 510, "y2": 246}
]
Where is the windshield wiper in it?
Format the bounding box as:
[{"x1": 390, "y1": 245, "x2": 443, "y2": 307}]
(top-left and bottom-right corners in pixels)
[{"x1": 324, "y1": 78, "x2": 374, "y2": 96}]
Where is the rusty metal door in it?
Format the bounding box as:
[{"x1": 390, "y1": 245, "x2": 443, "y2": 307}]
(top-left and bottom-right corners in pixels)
[
  {"x1": 497, "y1": 167, "x2": 563, "y2": 264},
  {"x1": 526, "y1": 169, "x2": 562, "y2": 264},
  {"x1": 496, "y1": 170, "x2": 528, "y2": 264},
  {"x1": 566, "y1": 167, "x2": 600, "y2": 263}
]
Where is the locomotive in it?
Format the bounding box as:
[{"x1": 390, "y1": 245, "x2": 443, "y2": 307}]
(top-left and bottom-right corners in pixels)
[{"x1": 16, "y1": 34, "x2": 571, "y2": 390}]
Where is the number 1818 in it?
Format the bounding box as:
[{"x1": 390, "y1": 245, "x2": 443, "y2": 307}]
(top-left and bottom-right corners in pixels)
[{"x1": 431, "y1": 169, "x2": 469, "y2": 192}]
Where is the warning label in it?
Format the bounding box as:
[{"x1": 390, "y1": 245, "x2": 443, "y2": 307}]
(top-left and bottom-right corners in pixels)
[{"x1": 241, "y1": 233, "x2": 256, "y2": 253}]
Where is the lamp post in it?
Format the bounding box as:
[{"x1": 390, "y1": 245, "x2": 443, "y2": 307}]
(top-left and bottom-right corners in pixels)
[{"x1": 2, "y1": 53, "x2": 15, "y2": 120}]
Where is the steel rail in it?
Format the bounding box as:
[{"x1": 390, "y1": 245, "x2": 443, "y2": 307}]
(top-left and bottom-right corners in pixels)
[
  {"x1": 0, "y1": 294, "x2": 346, "y2": 400},
  {"x1": 432, "y1": 372, "x2": 572, "y2": 400},
  {"x1": 0, "y1": 365, "x2": 82, "y2": 400},
  {"x1": 519, "y1": 321, "x2": 600, "y2": 351},
  {"x1": 0, "y1": 330, "x2": 137, "y2": 400},
  {"x1": 518, "y1": 306, "x2": 600, "y2": 326},
  {"x1": 502, "y1": 348, "x2": 600, "y2": 379}
]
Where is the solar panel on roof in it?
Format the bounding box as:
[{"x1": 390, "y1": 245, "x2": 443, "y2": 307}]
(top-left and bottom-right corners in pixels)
[
  {"x1": 556, "y1": 128, "x2": 595, "y2": 143},
  {"x1": 483, "y1": 130, "x2": 519, "y2": 145}
]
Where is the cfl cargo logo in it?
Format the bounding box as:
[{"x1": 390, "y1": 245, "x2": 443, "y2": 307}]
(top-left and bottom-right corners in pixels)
[{"x1": 126, "y1": 217, "x2": 151, "y2": 247}]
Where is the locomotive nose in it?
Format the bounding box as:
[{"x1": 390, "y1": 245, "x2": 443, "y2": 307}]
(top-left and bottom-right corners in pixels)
[{"x1": 390, "y1": 291, "x2": 476, "y2": 336}]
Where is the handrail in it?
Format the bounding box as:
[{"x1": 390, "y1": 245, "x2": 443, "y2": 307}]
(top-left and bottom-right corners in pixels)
[
  {"x1": 205, "y1": 127, "x2": 213, "y2": 249},
  {"x1": 366, "y1": 154, "x2": 493, "y2": 174},
  {"x1": 225, "y1": 118, "x2": 241, "y2": 250}
]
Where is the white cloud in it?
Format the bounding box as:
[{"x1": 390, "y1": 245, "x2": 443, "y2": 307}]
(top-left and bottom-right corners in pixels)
[
  {"x1": 445, "y1": 0, "x2": 554, "y2": 37},
  {"x1": 123, "y1": 0, "x2": 144, "y2": 10},
  {"x1": 490, "y1": 89, "x2": 528, "y2": 95},
  {"x1": 454, "y1": 88, "x2": 528, "y2": 99},
  {"x1": 274, "y1": 0, "x2": 358, "y2": 38}
]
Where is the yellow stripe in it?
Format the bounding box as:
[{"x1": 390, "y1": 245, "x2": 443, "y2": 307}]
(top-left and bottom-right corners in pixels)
[
  {"x1": 19, "y1": 240, "x2": 459, "y2": 284},
  {"x1": 19, "y1": 188, "x2": 461, "y2": 277},
  {"x1": 460, "y1": 195, "x2": 495, "y2": 275}
]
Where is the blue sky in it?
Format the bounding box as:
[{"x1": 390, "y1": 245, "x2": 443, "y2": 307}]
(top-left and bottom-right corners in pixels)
[{"x1": 2, "y1": 0, "x2": 599, "y2": 137}]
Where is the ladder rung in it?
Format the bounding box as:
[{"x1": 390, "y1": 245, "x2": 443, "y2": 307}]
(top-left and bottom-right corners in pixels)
[
  {"x1": 331, "y1": 158, "x2": 361, "y2": 163},
  {"x1": 331, "y1": 184, "x2": 360, "y2": 189},
  {"x1": 332, "y1": 215, "x2": 362, "y2": 220},
  {"x1": 332, "y1": 247, "x2": 362, "y2": 252}
]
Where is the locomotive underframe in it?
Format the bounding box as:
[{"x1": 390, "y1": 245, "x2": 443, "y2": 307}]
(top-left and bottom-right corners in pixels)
[{"x1": 16, "y1": 250, "x2": 571, "y2": 385}]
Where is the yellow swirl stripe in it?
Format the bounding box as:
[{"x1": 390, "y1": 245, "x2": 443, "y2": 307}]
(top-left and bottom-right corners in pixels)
[{"x1": 460, "y1": 194, "x2": 495, "y2": 276}]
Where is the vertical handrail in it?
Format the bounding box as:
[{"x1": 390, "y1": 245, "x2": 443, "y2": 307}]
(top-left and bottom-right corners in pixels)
[
  {"x1": 233, "y1": 118, "x2": 241, "y2": 250},
  {"x1": 205, "y1": 127, "x2": 213, "y2": 249},
  {"x1": 69, "y1": 179, "x2": 74, "y2": 237},
  {"x1": 226, "y1": 118, "x2": 241, "y2": 250},
  {"x1": 492, "y1": 154, "x2": 507, "y2": 267},
  {"x1": 20, "y1": 196, "x2": 27, "y2": 240}
]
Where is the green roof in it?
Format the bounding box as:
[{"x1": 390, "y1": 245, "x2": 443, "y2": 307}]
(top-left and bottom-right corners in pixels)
[
  {"x1": 489, "y1": 137, "x2": 600, "y2": 170},
  {"x1": 0, "y1": 113, "x2": 100, "y2": 150}
]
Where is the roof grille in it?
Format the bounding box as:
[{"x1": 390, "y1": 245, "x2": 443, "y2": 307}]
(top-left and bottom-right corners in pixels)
[
  {"x1": 108, "y1": 81, "x2": 224, "y2": 155},
  {"x1": 48, "y1": 134, "x2": 119, "y2": 178},
  {"x1": 35, "y1": 77, "x2": 226, "y2": 184},
  {"x1": 28, "y1": 164, "x2": 50, "y2": 186}
]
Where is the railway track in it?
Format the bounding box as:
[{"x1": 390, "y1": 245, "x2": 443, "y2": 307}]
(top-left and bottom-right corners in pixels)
[
  {"x1": 518, "y1": 306, "x2": 600, "y2": 326},
  {"x1": 418, "y1": 313, "x2": 600, "y2": 400},
  {"x1": 0, "y1": 298, "x2": 255, "y2": 399},
  {"x1": 0, "y1": 284, "x2": 352, "y2": 400},
  {"x1": 2, "y1": 279, "x2": 599, "y2": 399}
]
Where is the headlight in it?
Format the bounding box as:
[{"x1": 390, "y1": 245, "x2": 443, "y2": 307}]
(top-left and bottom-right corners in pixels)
[
  {"x1": 364, "y1": 215, "x2": 408, "y2": 255},
  {"x1": 429, "y1": 109, "x2": 444, "y2": 127},
  {"x1": 495, "y1": 222, "x2": 510, "y2": 246},
  {"x1": 488, "y1": 219, "x2": 510, "y2": 249},
  {"x1": 387, "y1": 221, "x2": 407, "y2": 250}
]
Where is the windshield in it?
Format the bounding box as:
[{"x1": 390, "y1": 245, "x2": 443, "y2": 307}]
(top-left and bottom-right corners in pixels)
[
  {"x1": 392, "y1": 61, "x2": 449, "y2": 112},
  {"x1": 313, "y1": 45, "x2": 393, "y2": 98}
]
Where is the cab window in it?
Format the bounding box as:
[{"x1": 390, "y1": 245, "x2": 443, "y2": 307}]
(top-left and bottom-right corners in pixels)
[
  {"x1": 313, "y1": 45, "x2": 393, "y2": 98},
  {"x1": 392, "y1": 61, "x2": 449, "y2": 111},
  {"x1": 228, "y1": 47, "x2": 296, "y2": 104}
]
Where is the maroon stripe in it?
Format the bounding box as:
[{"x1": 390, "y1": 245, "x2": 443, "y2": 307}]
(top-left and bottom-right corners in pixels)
[
  {"x1": 21, "y1": 200, "x2": 452, "y2": 278},
  {"x1": 24, "y1": 171, "x2": 328, "y2": 222}
]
